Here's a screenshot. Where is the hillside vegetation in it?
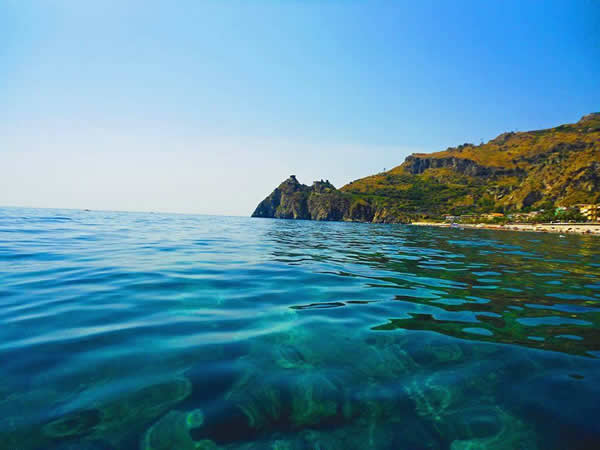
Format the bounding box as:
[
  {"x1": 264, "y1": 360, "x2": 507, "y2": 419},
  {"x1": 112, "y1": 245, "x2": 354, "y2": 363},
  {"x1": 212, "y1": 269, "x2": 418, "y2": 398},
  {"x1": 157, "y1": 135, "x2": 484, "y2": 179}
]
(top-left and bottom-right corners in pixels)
[{"x1": 253, "y1": 113, "x2": 600, "y2": 223}]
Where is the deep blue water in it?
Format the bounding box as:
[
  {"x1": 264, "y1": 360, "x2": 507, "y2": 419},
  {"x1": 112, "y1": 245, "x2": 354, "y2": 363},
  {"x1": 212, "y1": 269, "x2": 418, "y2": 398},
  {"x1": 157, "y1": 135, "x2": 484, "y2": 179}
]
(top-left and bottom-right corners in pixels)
[{"x1": 1, "y1": 207, "x2": 599, "y2": 450}]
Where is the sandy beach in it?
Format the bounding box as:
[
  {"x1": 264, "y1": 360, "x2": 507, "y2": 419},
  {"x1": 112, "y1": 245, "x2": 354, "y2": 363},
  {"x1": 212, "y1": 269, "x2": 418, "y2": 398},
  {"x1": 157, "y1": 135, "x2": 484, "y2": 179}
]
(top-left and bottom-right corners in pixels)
[{"x1": 410, "y1": 222, "x2": 600, "y2": 236}]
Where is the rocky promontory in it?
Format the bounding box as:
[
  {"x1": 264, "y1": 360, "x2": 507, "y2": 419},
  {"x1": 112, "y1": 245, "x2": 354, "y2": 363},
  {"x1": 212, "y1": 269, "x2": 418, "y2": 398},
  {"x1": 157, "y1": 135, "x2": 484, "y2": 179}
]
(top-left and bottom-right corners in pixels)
[
  {"x1": 252, "y1": 176, "x2": 365, "y2": 222},
  {"x1": 252, "y1": 175, "x2": 414, "y2": 223}
]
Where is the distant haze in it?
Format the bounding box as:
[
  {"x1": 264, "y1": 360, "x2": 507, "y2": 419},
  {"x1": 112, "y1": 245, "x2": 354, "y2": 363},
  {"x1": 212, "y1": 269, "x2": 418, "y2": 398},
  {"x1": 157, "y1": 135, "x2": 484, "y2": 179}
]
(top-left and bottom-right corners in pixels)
[{"x1": 2, "y1": 1, "x2": 599, "y2": 215}]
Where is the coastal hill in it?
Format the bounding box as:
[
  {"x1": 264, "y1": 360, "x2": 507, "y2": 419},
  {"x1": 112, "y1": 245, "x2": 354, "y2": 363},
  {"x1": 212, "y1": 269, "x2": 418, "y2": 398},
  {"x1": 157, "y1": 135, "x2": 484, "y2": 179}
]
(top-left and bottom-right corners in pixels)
[{"x1": 252, "y1": 113, "x2": 600, "y2": 223}]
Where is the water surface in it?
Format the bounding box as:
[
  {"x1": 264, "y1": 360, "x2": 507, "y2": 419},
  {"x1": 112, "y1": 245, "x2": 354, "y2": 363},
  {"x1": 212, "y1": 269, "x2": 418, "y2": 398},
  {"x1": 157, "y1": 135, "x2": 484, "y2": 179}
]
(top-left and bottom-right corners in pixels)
[{"x1": 1, "y1": 207, "x2": 599, "y2": 449}]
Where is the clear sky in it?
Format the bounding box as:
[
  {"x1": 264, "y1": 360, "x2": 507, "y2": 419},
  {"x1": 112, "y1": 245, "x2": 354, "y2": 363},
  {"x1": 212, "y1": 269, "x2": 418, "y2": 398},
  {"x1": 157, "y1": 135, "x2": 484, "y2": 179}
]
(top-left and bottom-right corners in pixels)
[{"x1": 2, "y1": 1, "x2": 599, "y2": 215}]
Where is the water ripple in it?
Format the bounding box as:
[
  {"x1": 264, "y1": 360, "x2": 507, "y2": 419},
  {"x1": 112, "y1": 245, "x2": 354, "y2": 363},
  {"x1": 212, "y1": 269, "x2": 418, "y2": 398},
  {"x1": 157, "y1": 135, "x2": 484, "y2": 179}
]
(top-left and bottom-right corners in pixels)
[{"x1": 0, "y1": 207, "x2": 599, "y2": 449}]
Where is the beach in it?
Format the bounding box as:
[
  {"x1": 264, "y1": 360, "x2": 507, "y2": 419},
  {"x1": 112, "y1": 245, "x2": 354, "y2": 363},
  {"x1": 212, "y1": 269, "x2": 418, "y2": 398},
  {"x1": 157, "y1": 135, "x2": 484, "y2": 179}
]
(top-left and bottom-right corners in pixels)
[{"x1": 410, "y1": 221, "x2": 600, "y2": 235}]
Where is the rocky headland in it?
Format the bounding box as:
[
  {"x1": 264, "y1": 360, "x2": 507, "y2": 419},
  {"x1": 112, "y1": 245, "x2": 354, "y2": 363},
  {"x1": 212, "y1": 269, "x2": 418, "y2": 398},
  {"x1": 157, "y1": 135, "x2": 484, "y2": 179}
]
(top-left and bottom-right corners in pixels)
[{"x1": 252, "y1": 113, "x2": 600, "y2": 223}]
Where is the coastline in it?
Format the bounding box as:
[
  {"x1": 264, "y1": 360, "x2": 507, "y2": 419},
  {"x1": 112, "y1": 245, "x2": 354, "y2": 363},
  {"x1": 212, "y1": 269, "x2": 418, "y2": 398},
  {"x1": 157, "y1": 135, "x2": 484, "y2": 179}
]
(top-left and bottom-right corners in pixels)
[{"x1": 409, "y1": 221, "x2": 600, "y2": 236}]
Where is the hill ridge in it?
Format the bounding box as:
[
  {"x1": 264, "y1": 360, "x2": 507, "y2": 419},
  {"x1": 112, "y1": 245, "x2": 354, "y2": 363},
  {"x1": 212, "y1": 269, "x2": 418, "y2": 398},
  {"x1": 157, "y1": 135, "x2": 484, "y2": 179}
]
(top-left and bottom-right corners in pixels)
[{"x1": 252, "y1": 114, "x2": 600, "y2": 223}]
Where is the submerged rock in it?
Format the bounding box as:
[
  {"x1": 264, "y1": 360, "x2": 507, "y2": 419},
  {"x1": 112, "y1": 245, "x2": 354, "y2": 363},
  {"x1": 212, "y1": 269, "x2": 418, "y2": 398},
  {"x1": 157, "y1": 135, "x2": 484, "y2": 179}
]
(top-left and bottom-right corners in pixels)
[
  {"x1": 223, "y1": 368, "x2": 284, "y2": 433},
  {"x1": 449, "y1": 407, "x2": 537, "y2": 450},
  {"x1": 42, "y1": 377, "x2": 192, "y2": 446},
  {"x1": 43, "y1": 409, "x2": 102, "y2": 438},
  {"x1": 141, "y1": 409, "x2": 212, "y2": 450},
  {"x1": 274, "y1": 344, "x2": 310, "y2": 370},
  {"x1": 405, "y1": 374, "x2": 457, "y2": 423},
  {"x1": 289, "y1": 373, "x2": 341, "y2": 427}
]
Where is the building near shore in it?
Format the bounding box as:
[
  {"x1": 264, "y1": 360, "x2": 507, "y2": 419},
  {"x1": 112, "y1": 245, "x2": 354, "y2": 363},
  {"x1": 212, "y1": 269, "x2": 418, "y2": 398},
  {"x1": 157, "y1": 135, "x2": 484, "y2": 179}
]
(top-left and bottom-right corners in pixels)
[
  {"x1": 507, "y1": 212, "x2": 539, "y2": 222},
  {"x1": 575, "y1": 204, "x2": 599, "y2": 222}
]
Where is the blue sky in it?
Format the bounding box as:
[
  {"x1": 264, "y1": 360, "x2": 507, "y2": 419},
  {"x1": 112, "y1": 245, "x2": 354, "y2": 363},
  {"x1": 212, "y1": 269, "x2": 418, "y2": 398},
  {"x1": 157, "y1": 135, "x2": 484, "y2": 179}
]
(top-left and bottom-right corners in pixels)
[{"x1": 2, "y1": 1, "x2": 599, "y2": 215}]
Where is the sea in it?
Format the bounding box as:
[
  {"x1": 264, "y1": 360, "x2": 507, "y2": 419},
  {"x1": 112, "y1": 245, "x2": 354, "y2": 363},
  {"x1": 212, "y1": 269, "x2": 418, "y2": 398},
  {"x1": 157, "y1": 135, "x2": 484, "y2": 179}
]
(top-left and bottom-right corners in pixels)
[{"x1": 1, "y1": 207, "x2": 599, "y2": 450}]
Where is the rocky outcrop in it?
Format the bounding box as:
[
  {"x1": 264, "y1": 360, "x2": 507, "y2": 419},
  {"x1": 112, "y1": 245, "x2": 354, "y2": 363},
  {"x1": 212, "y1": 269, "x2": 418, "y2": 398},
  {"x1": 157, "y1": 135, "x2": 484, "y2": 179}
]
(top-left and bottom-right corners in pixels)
[
  {"x1": 252, "y1": 176, "x2": 408, "y2": 223},
  {"x1": 563, "y1": 162, "x2": 600, "y2": 193},
  {"x1": 404, "y1": 155, "x2": 523, "y2": 178},
  {"x1": 252, "y1": 176, "x2": 351, "y2": 221},
  {"x1": 579, "y1": 112, "x2": 600, "y2": 131},
  {"x1": 404, "y1": 155, "x2": 492, "y2": 176},
  {"x1": 251, "y1": 175, "x2": 310, "y2": 219}
]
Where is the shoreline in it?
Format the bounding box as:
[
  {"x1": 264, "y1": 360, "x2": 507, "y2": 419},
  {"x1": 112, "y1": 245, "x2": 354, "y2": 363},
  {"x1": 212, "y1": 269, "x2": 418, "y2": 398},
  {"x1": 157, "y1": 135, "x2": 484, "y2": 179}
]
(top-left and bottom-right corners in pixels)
[{"x1": 409, "y1": 221, "x2": 600, "y2": 236}]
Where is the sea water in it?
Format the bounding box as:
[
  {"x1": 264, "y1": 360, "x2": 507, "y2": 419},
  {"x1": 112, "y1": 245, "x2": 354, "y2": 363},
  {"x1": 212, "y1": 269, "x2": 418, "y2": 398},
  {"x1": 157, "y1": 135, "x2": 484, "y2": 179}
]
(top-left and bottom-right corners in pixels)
[{"x1": 0, "y1": 207, "x2": 599, "y2": 449}]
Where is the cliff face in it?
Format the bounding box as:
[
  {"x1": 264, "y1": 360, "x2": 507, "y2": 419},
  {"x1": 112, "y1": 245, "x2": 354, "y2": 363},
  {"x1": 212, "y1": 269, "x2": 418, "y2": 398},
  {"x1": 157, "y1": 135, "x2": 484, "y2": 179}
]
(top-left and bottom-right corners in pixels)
[
  {"x1": 252, "y1": 113, "x2": 600, "y2": 223},
  {"x1": 403, "y1": 154, "x2": 524, "y2": 178}
]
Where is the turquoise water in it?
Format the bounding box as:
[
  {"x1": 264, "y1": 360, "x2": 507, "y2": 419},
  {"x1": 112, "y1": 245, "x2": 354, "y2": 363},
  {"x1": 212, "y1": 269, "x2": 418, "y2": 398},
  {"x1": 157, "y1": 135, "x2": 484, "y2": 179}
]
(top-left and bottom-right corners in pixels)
[{"x1": 1, "y1": 207, "x2": 599, "y2": 450}]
